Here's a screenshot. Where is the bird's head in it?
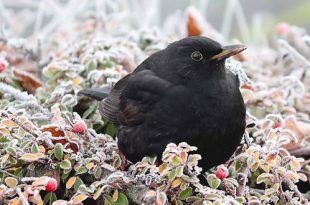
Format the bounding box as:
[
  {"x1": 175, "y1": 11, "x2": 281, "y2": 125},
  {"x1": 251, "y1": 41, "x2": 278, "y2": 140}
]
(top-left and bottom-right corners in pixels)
[{"x1": 161, "y1": 36, "x2": 246, "y2": 80}]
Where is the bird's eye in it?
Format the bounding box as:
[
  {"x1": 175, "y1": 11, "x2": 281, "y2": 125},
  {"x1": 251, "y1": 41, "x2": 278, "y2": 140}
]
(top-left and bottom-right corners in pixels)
[{"x1": 191, "y1": 51, "x2": 203, "y2": 61}]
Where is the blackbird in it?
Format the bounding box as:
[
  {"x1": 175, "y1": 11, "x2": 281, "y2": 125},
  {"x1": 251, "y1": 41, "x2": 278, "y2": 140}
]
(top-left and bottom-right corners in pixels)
[{"x1": 79, "y1": 36, "x2": 247, "y2": 170}]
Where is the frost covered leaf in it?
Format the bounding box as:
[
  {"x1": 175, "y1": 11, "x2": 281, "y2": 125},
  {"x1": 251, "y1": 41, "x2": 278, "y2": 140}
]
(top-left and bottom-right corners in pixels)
[
  {"x1": 72, "y1": 194, "x2": 88, "y2": 204},
  {"x1": 66, "y1": 177, "x2": 76, "y2": 189},
  {"x1": 5, "y1": 177, "x2": 18, "y2": 188},
  {"x1": 12, "y1": 68, "x2": 42, "y2": 94},
  {"x1": 285, "y1": 171, "x2": 300, "y2": 183},
  {"x1": 171, "y1": 178, "x2": 183, "y2": 188},
  {"x1": 178, "y1": 187, "x2": 192, "y2": 200},
  {"x1": 52, "y1": 200, "x2": 68, "y2": 205},
  {"x1": 256, "y1": 173, "x2": 274, "y2": 184},
  {"x1": 207, "y1": 174, "x2": 221, "y2": 189},
  {"x1": 156, "y1": 192, "x2": 167, "y2": 205},
  {"x1": 175, "y1": 166, "x2": 184, "y2": 177},
  {"x1": 54, "y1": 143, "x2": 63, "y2": 160},
  {"x1": 1, "y1": 119, "x2": 17, "y2": 128},
  {"x1": 60, "y1": 160, "x2": 72, "y2": 170},
  {"x1": 93, "y1": 186, "x2": 104, "y2": 200},
  {"x1": 265, "y1": 183, "x2": 279, "y2": 195},
  {"x1": 20, "y1": 153, "x2": 39, "y2": 162}
]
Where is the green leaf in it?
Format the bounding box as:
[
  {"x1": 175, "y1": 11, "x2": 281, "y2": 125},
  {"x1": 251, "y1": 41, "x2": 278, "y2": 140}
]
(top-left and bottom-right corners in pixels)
[
  {"x1": 20, "y1": 141, "x2": 32, "y2": 151},
  {"x1": 60, "y1": 159, "x2": 71, "y2": 169},
  {"x1": 235, "y1": 197, "x2": 246, "y2": 203},
  {"x1": 54, "y1": 143, "x2": 63, "y2": 160},
  {"x1": 78, "y1": 184, "x2": 88, "y2": 194},
  {"x1": 176, "y1": 166, "x2": 184, "y2": 177},
  {"x1": 256, "y1": 173, "x2": 274, "y2": 184},
  {"x1": 43, "y1": 192, "x2": 51, "y2": 204},
  {"x1": 178, "y1": 187, "x2": 193, "y2": 200},
  {"x1": 265, "y1": 183, "x2": 279, "y2": 195},
  {"x1": 235, "y1": 161, "x2": 242, "y2": 172},
  {"x1": 176, "y1": 200, "x2": 184, "y2": 205},
  {"x1": 6, "y1": 147, "x2": 16, "y2": 156},
  {"x1": 168, "y1": 169, "x2": 176, "y2": 180},
  {"x1": 86, "y1": 59, "x2": 98, "y2": 71},
  {"x1": 93, "y1": 186, "x2": 104, "y2": 200},
  {"x1": 18, "y1": 127, "x2": 26, "y2": 138},
  {"x1": 82, "y1": 101, "x2": 98, "y2": 118},
  {"x1": 94, "y1": 166, "x2": 102, "y2": 179},
  {"x1": 61, "y1": 172, "x2": 70, "y2": 180},
  {"x1": 205, "y1": 193, "x2": 222, "y2": 201},
  {"x1": 31, "y1": 143, "x2": 39, "y2": 153},
  {"x1": 104, "y1": 194, "x2": 116, "y2": 205},
  {"x1": 105, "y1": 122, "x2": 116, "y2": 137},
  {"x1": 76, "y1": 166, "x2": 87, "y2": 175},
  {"x1": 51, "y1": 192, "x2": 57, "y2": 203},
  {"x1": 43, "y1": 192, "x2": 57, "y2": 204},
  {"x1": 207, "y1": 174, "x2": 221, "y2": 189},
  {"x1": 116, "y1": 192, "x2": 129, "y2": 205},
  {"x1": 74, "y1": 177, "x2": 84, "y2": 192}
]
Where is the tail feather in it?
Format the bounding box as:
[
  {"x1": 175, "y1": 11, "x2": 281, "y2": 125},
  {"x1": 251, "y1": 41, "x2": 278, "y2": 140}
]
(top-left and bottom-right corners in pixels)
[{"x1": 78, "y1": 87, "x2": 110, "y2": 101}]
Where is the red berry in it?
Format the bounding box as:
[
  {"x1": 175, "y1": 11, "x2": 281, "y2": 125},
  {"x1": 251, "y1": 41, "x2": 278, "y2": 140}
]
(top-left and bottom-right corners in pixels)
[
  {"x1": 216, "y1": 166, "x2": 229, "y2": 180},
  {"x1": 0, "y1": 63, "x2": 5, "y2": 72},
  {"x1": 275, "y1": 22, "x2": 289, "y2": 35},
  {"x1": 73, "y1": 121, "x2": 87, "y2": 134},
  {"x1": 273, "y1": 122, "x2": 282, "y2": 129},
  {"x1": 45, "y1": 178, "x2": 57, "y2": 192}
]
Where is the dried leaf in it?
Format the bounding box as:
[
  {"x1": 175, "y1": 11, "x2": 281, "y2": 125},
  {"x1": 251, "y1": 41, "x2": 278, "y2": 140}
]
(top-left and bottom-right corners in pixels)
[
  {"x1": 283, "y1": 116, "x2": 310, "y2": 150},
  {"x1": 86, "y1": 162, "x2": 95, "y2": 170},
  {"x1": 5, "y1": 177, "x2": 18, "y2": 188},
  {"x1": 112, "y1": 190, "x2": 118, "y2": 202},
  {"x1": 93, "y1": 186, "x2": 104, "y2": 200},
  {"x1": 1, "y1": 119, "x2": 17, "y2": 128},
  {"x1": 13, "y1": 68, "x2": 42, "y2": 94},
  {"x1": 171, "y1": 178, "x2": 183, "y2": 188},
  {"x1": 66, "y1": 177, "x2": 76, "y2": 189},
  {"x1": 72, "y1": 194, "x2": 88, "y2": 204},
  {"x1": 20, "y1": 153, "x2": 39, "y2": 162}
]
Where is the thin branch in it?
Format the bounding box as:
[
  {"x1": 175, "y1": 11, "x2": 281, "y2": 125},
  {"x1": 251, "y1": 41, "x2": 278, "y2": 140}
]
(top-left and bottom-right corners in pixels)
[
  {"x1": 0, "y1": 112, "x2": 40, "y2": 138},
  {"x1": 16, "y1": 187, "x2": 30, "y2": 205}
]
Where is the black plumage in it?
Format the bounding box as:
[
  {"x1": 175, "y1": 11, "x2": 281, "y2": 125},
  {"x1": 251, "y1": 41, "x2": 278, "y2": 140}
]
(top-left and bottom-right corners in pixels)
[{"x1": 79, "y1": 36, "x2": 247, "y2": 170}]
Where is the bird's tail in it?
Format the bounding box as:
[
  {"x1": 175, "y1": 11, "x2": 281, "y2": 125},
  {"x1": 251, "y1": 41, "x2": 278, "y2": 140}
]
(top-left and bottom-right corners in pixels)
[{"x1": 78, "y1": 87, "x2": 110, "y2": 101}]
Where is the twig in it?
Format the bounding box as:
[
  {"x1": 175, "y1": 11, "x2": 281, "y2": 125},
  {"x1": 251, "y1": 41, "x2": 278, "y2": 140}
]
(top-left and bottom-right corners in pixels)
[
  {"x1": 16, "y1": 187, "x2": 30, "y2": 205},
  {"x1": 221, "y1": 181, "x2": 236, "y2": 197},
  {"x1": 0, "y1": 168, "x2": 20, "y2": 179},
  {"x1": 278, "y1": 39, "x2": 310, "y2": 69},
  {"x1": 236, "y1": 166, "x2": 248, "y2": 196}
]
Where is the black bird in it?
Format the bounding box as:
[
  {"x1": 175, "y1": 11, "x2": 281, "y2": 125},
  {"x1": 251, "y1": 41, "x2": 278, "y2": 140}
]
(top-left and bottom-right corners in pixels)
[{"x1": 79, "y1": 36, "x2": 246, "y2": 170}]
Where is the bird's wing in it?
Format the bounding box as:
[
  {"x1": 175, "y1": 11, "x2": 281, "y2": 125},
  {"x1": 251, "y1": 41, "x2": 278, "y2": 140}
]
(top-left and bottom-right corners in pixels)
[
  {"x1": 99, "y1": 74, "x2": 131, "y2": 124},
  {"x1": 100, "y1": 70, "x2": 171, "y2": 125}
]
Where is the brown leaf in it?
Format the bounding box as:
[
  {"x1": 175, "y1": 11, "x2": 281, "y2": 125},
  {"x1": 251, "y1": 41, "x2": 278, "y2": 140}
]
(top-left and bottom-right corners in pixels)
[
  {"x1": 41, "y1": 125, "x2": 65, "y2": 137},
  {"x1": 13, "y1": 68, "x2": 42, "y2": 94},
  {"x1": 40, "y1": 125, "x2": 79, "y2": 153},
  {"x1": 283, "y1": 116, "x2": 310, "y2": 150}
]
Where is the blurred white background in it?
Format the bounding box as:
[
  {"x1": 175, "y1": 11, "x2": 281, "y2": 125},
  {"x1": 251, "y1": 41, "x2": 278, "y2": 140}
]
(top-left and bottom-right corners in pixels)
[{"x1": 0, "y1": 0, "x2": 309, "y2": 42}]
